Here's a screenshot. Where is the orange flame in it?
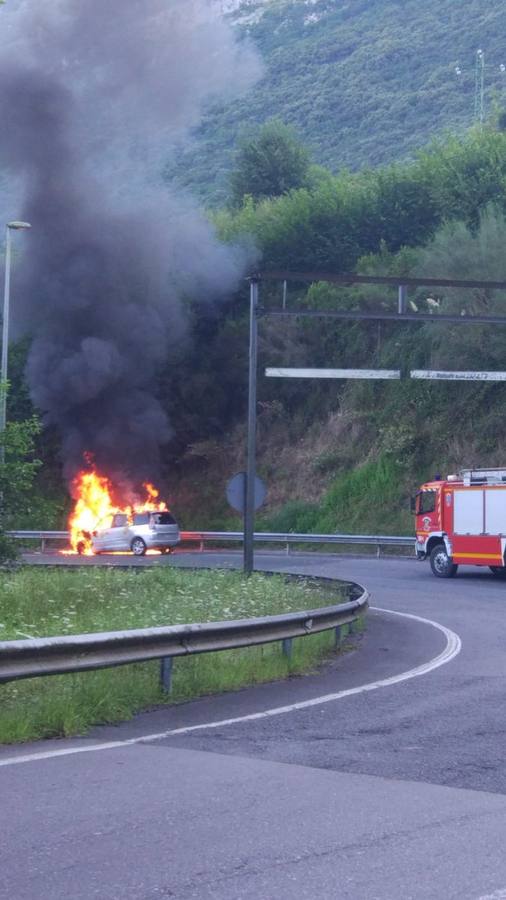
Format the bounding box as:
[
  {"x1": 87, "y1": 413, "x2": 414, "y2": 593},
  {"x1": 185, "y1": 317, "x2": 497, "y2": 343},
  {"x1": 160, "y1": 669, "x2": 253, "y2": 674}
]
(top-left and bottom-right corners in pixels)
[
  {"x1": 68, "y1": 466, "x2": 167, "y2": 554},
  {"x1": 144, "y1": 482, "x2": 160, "y2": 504}
]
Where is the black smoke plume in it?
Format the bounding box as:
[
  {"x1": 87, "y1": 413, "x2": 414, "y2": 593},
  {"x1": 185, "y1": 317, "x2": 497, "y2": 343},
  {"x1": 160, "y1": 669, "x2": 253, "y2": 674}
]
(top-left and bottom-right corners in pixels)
[{"x1": 0, "y1": 0, "x2": 260, "y2": 499}]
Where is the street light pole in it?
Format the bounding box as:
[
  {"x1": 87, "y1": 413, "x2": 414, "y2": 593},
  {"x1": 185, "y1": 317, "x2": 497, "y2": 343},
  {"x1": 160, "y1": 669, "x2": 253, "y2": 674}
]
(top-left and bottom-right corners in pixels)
[{"x1": 1, "y1": 221, "x2": 31, "y2": 462}]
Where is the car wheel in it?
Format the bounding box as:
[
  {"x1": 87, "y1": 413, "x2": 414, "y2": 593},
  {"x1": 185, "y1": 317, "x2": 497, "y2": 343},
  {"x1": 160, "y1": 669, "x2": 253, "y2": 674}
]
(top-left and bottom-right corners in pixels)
[
  {"x1": 429, "y1": 543, "x2": 458, "y2": 578},
  {"x1": 131, "y1": 537, "x2": 147, "y2": 556},
  {"x1": 489, "y1": 566, "x2": 506, "y2": 578},
  {"x1": 76, "y1": 540, "x2": 85, "y2": 556},
  {"x1": 161, "y1": 547, "x2": 173, "y2": 555}
]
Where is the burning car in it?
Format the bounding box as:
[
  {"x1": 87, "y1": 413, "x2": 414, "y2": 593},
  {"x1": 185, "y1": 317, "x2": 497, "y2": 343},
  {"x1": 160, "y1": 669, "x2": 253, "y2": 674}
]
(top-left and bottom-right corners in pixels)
[
  {"x1": 86, "y1": 510, "x2": 180, "y2": 556},
  {"x1": 70, "y1": 468, "x2": 179, "y2": 556}
]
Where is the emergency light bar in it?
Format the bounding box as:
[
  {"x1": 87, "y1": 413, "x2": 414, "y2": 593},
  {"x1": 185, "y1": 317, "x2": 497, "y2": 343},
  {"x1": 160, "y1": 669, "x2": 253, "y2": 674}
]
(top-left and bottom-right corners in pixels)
[{"x1": 460, "y1": 468, "x2": 506, "y2": 485}]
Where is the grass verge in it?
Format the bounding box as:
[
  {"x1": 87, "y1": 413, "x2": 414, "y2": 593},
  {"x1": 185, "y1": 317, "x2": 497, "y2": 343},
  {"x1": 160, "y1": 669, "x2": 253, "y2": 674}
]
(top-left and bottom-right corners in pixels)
[{"x1": 0, "y1": 567, "x2": 360, "y2": 744}]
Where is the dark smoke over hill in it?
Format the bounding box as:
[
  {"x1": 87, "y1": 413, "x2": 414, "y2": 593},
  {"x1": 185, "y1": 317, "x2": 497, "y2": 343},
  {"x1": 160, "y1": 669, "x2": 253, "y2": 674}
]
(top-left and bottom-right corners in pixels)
[{"x1": 0, "y1": 0, "x2": 260, "y2": 495}]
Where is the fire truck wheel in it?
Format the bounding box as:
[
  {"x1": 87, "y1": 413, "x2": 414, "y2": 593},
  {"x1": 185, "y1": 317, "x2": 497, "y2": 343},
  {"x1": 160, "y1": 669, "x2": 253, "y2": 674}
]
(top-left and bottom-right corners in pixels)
[
  {"x1": 131, "y1": 537, "x2": 147, "y2": 556},
  {"x1": 429, "y1": 544, "x2": 458, "y2": 578},
  {"x1": 489, "y1": 566, "x2": 506, "y2": 578}
]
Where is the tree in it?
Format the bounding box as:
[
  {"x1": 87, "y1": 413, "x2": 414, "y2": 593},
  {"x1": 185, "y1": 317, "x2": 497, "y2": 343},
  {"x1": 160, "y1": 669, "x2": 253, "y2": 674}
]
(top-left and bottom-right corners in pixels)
[
  {"x1": 413, "y1": 206, "x2": 506, "y2": 371},
  {"x1": 0, "y1": 413, "x2": 41, "y2": 563},
  {"x1": 230, "y1": 120, "x2": 310, "y2": 206}
]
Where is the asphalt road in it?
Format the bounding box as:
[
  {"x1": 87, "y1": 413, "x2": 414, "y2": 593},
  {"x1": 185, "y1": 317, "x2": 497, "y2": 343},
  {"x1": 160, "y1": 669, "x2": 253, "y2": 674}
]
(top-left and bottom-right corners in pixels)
[{"x1": 2, "y1": 552, "x2": 506, "y2": 899}]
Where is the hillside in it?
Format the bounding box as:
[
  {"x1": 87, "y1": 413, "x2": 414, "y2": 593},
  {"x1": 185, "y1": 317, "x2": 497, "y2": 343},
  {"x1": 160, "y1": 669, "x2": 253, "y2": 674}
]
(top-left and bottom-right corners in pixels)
[
  {"x1": 163, "y1": 128, "x2": 506, "y2": 536},
  {"x1": 170, "y1": 0, "x2": 506, "y2": 202}
]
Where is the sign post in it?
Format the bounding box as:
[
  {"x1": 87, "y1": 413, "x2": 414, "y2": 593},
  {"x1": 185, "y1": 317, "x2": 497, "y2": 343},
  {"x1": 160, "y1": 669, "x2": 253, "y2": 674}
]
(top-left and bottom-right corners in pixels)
[{"x1": 244, "y1": 277, "x2": 259, "y2": 576}]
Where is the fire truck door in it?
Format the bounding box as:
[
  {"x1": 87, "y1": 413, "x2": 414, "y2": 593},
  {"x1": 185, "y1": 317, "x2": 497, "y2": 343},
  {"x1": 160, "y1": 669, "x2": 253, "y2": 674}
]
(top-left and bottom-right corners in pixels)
[
  {"x1": 453, "y1": 490, "x2": 484, "y2": 534},
  {"x1": 484, "y1": 489, "x2": 506, "y2": 534}
]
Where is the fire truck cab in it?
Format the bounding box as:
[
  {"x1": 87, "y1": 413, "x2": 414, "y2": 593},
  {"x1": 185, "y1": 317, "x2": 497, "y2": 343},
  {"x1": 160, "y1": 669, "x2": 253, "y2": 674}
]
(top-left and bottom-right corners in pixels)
[{"x1": 414, "y1": 468, "x2": 506, "y2": 578}]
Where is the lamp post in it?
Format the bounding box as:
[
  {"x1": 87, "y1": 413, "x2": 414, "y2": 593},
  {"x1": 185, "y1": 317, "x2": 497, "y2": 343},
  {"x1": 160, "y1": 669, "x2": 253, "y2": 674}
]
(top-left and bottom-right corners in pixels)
[{"x1": 1, "y1": 221, "x2": 31, "y2": 460}]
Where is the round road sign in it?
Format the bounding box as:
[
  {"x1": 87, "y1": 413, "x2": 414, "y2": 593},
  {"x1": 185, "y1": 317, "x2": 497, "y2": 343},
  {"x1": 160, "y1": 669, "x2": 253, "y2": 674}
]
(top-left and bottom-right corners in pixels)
[{"x1": 226, "y1": 472, "x2": 267, "y2": 513}]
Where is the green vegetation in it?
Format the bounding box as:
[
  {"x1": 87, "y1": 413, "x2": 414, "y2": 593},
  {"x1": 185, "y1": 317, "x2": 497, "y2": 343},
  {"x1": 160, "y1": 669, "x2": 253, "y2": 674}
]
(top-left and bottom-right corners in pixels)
[
  {"x1": 251, "y1": 207, "x2": 506, "y2": 534},
  {"x1": 0, "y1": 567, "x2": 354, "y2": 743},
  {"x1": 167, "y1": 0, "x2": 506, "y2": 202},
  {"x1": 166, "y1": 128, "x2": 506, "y2": 536},
  {"x1": 230, "y1": 118, "x2": 311, "y2": 204},
  {"x1": 262, "y1": 456, "x2": 412, "y2": 536},
  {"x1": 214, "y1": 130, "x2": 506, "y2": 269},
  {"x1": 0, "y1": 410, "x2": 41, "y2": 562}
]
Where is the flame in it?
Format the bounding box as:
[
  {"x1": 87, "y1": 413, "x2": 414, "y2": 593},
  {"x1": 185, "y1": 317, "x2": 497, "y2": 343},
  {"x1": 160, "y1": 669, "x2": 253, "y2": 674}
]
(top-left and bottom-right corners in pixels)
[
  {"x1": 144, "y1": 482, "x2": 160, "y2": 504},
  {"x1": 68, "y1": 465, "x2": 167, "y2": 554}
]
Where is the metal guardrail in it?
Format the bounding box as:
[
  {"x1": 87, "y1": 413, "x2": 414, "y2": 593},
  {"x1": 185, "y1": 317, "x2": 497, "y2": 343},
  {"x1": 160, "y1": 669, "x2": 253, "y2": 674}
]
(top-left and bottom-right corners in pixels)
[
  {"x1": 0, "y1": 583, "x2": 369, "y2": 688},
  {"x1": 7, "y1": 531, "x2": 69, "y2": 553},
  {"x1": 181, "y1": 531, "x2": 413, "y2": 556},
  {"x1": 8, "y1": 529, "x2": 414, "y2": 556}
]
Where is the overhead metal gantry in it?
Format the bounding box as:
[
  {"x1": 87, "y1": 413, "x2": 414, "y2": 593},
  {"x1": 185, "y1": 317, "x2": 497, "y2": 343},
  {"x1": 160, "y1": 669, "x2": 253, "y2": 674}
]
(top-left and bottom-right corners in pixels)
[{"x1": 261, "y1": 270, "x2": 506, "y2": 325}]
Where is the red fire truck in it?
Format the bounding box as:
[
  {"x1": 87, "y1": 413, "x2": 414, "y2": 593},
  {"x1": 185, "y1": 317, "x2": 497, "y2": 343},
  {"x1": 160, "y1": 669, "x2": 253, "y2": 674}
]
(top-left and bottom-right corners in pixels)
[{"x1": 414, "y1": 468, "x2": 506, "y2": 578}]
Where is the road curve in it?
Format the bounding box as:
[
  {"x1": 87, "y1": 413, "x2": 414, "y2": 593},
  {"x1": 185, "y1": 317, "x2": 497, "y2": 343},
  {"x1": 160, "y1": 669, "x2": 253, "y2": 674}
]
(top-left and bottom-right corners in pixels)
[{"x1": 2, "y1": 553, "x2": 506, "y2": 900}]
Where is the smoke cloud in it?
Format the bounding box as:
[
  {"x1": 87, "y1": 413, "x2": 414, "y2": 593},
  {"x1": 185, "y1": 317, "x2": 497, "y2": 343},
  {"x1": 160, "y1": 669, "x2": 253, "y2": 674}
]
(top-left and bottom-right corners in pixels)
[{"x1": 0, "y1": 0, "x2": 260, "y2": 497}]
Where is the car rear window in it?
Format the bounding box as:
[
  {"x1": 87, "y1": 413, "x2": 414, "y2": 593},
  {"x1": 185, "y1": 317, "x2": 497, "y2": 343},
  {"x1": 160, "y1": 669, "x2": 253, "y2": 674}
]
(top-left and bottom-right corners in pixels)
[{"x1": 151, "y1": 512, "x2": 177, "y2": 525}]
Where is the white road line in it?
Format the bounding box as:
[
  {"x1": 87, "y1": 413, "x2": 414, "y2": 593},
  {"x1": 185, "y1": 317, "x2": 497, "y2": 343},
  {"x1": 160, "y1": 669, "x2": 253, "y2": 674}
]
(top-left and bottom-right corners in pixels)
[
  {"x1": 0, "y1": 607, "x2": 461, "y2": 769},
  {"x1": 478, "y1": 891, "x2": 506, "y2": 900}
]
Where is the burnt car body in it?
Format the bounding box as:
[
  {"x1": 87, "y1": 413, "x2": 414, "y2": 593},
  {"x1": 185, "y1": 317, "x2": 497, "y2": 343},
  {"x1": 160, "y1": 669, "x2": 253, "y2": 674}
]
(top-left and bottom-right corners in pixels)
[{"x1": 91, "y1": 510, "x2": 180, "y2": 556}]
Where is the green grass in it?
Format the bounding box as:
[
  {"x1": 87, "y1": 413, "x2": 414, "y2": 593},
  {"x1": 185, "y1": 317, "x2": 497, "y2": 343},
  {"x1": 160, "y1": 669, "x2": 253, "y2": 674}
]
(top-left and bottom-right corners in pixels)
[
  {"x1": 0, "y1": 567, "x2": 356, "y2": 745},
  {"x1": 261, "y1": 455, "x2": 414, "y2": 539}
]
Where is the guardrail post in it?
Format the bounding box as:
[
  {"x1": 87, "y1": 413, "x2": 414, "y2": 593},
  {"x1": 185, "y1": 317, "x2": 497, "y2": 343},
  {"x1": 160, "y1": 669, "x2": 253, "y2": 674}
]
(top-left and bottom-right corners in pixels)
[
  {"x1": 282, "y1": 638, "x2": 293, "y2": 659},
  {"x1": 160, "y1": 657, "x2": 173, "y2": 693},
  {"x1": 335, "y1": 625, "x2": 343, "y2": 648},
  {"x1": 200, "y1": 540, "x2": 204, "y2": 552},
  {"x1": 286, "y1": 542, "x2": 291, "y2": 556},
  {"x1": 377, "y1": 544, "x2": 381, "y2": 558},
  {"x1": 349, "y1": 618, "x2": 360, "y2": 635},
  {"x1": 41, "y1": 537, "x2": 46, "y2": 553}
]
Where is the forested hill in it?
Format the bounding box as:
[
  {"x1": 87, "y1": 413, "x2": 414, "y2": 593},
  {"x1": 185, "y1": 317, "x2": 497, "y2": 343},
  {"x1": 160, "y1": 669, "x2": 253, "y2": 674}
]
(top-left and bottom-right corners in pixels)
[{"x1": 170, "y1": 0, "x2": 506, "y2": 201}]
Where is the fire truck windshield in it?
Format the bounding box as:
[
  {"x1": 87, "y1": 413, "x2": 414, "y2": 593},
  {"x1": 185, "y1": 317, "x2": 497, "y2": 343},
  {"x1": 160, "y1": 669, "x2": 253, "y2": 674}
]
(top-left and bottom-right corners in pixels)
[{"x1": 418, "y1": 490, "x2": 436, "y2": 514}]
